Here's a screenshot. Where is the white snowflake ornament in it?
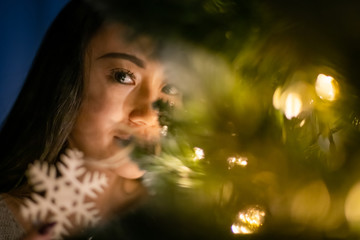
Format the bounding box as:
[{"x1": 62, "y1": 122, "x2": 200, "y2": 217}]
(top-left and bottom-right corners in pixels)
[{"x1": 20, "y1": 149, "x2": 108, "y2": 239}]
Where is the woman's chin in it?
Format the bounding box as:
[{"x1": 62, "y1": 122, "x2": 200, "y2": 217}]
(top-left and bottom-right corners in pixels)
[{"x1": 114, "y1": 160, "x2": 145, "y2": 179}]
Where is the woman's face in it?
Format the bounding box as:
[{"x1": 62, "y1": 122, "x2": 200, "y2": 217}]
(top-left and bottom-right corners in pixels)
[{"x1": 69, "y1": 23, "x2": 176, "y2": 179}]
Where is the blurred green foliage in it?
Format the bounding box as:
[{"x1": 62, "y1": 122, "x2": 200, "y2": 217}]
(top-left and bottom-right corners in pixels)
[{"x1": 78, "y1": 0, "x2": 360, "y2": 239}]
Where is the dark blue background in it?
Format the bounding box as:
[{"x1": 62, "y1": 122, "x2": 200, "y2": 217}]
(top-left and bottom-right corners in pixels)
[{"x1": 0, "y1": 0, "x2": 69, "y2": 125}]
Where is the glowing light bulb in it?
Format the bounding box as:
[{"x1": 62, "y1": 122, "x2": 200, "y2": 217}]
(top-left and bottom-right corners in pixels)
[
  {"x1": 231, "y1": 224, "x2": 252, "y2": 234},
  {"x1": 273, "y1": 81, "x2": 313, "y2": 119},
  {"x1": 299, "y1": 119, "x2": 306, "y2": 127},
  {"x1": 315, "y1": 74, "x2": 338, "y2": 101},
  {"x1": 284, "y1": 93, "x2": 302, "y2": 119},
  {"x1": 193, "y1": 147, "x2": 205, "y2": 160},
  {"x1": 160, "y1": 125, "x2": 168, "y2": 136},
  {"x1": 231, "y1": 206, "x2": 266, "y2": 235},
  {"x1": 227, "y1": 156, "x2": 248, "y2": 169}
]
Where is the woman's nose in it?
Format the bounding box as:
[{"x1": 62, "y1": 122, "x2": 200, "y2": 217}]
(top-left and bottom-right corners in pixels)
[
  {"x1": 128, "y1": 85, "x2": 158, "y2": 127},
  {"x1": 129, "y1": 104, "x2": 158, "y2": 126}
]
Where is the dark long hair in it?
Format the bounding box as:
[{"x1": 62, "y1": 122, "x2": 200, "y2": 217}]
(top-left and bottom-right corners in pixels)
[{"x1": 0, "y1": 0, "x2": 104, "y2": 195}]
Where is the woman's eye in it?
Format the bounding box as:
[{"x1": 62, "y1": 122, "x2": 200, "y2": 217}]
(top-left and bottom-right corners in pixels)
[
  {"x1": 112, "y1": 69, "x2": 135, "y2": 85},
  {"x1": 161, "y1": 84, "x2": 179, "y2": 96}
]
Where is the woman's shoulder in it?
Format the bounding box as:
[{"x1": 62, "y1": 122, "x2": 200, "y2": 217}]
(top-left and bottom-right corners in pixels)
[{"x1": 0, "y1": 195, "x2": 25, "y2": 240}]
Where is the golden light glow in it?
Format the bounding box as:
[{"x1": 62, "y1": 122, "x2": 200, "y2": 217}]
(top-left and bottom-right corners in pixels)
[
  {"x1": 300, "y1": 119, "x2": 306, "y2": 127},
  {"x1": 291, "y1": 180, "x2": 330, "y2": 226},
  {"x1": 273, "y1": 80, "x2": 314, "y2": 119},
  {"x1": 345, "y1": 182, "x2": 360, "y2": 228},
  {"x1": 231, "y1": 206, "x2": 266, "y2": 234},
  {"x1": 285, "y1": 93, "x2": 302, "y2": 119},
  {"x1": 231, "y1": 224, "x2": 252, "y2": 234},
  {"x1": 160, "y1": 125, "x2": 168, "y2": 136},
  {"x1": 272, "y1": 87, "x2": 282, "y2": 109},
  {"x1": 227, "y1": 156, "x2": 248, "y2": 169},
  {"x1": 193, "y1": 147, "x2": 205, "y2": 160},
  {"x1": 315, "y1": 74, "x2": 339, "y2": 101}
]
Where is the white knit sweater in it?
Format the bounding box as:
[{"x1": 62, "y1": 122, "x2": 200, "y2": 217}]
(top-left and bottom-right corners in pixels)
[{"x1": 0, "y1": 196, "x2": 25, "y2": 240}]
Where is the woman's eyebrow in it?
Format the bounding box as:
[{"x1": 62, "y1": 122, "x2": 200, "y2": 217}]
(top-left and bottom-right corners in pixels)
[{"x1": 97, "y1": 52, "x2": 145, "y2": 68}]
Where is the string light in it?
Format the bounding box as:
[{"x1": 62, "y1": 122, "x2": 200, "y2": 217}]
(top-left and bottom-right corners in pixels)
[
  {"x1": 193, "y1": 147, "x2": 205, "y2": 161},
  {"x1": 284, "y1": 93, "x2": 302, "y2": 119},
  {"x1": 231, "y1": 206, "x2": 266, "y2": 234},
  {"x1": 300, "y1": 119, "x2": 306, "y2": 127},
  {"x1": 315, "y1": 74, "x2": 339, "y2": 101},
  {"x1": 272, "y1": 81, "x2": 312, "y2": 119},
  {"x1": 272, "y1": 87, "x2": 282, "y2": 110},
  {"x1": 231, "y1": 225, "x2": 251, "y2": 234},
  {"x1": 160, "y1": 125, "x2": 168, "y2": 136},
  {"x1": 227, "y1": 156, "x2": 248, "y2": 169}
]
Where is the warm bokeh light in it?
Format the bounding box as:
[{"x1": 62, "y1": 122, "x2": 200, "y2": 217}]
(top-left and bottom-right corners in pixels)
[
  {"x1": 285, "y1": 93, "x2": 302, "y2": 119},
  {"x1": 231, "y1": 224, "x2": 252, "y2": 234},
  {"x1": 193, "y1": 147, "x2": 205, "y2": 160},
  {"x1": 227, "y1": 156, "x2": 248, "y2": 169},
  {"x1": 345, "y1": 182, "x2": 360, "y2": 229},
  {"x1": 300, "y1": 119, "x2": 306, "y2": 127},
  {"x1": 160, "y1": 125, "x2": 168, "y2": 136},
  {"x1": 273, "y1": 80, "x2": 314, "y2": 120},
  {"x1": 272, "y1": 87, "x2": 282, "y2": 110},
  {"x1": 291, "y1": 181, "x2": 330, "y2": 226},
  {"x1": 231, "y1": 206, "x2": 266, "y2": 234},
  {"x1": 315, "y1": 74, "x2": 339, "y2": 101}
]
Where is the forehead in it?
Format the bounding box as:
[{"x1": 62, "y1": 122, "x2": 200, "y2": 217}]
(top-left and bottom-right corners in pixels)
[{"x1": 87, "y1": 22, "x2": 156, "y2": 60}]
